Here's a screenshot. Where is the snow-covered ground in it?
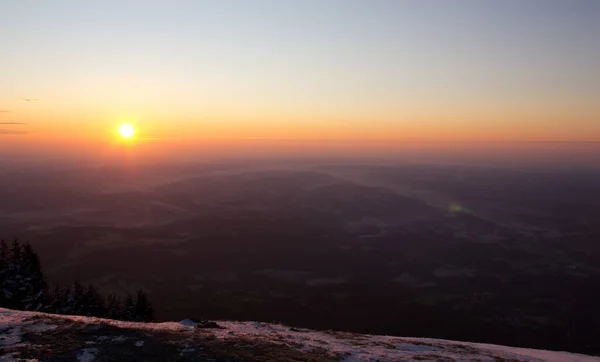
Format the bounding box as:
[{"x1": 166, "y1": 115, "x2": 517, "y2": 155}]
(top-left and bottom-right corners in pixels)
[{"x1": 1, "y1": 307, "x2": 598, "y2": 361}]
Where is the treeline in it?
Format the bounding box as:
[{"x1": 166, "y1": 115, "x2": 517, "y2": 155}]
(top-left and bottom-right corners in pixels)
[{"x1": 0, "y1": 239, "x2": 153, "y2": 322}]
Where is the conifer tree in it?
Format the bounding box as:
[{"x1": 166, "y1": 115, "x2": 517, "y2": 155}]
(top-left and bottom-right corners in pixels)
[
  {"x1": 134, "y1": 289, "x2": 154, "y2": 322},
  {"x1": 0, "y1": 239, "x2": 9, "y2": 306},
  {"x1": 11, "y1": 239, "x2": 21, "y2": 262},
  {"x1": 0, "y1": 239, "x2": 8, "y2": 264},
  {"x1": 0, "y1": 238, "x2": 154, "y2": 322},
  {"x1": 44, "y1": 284, "x2": 66, "y2": 313},
  {"x1": 21, "y1": 243, "x2": 47, "y2": 310},
  {"x1": 64, "y1": 281, "x2": 86, "y2": 315},
  {"x1": 122, "y1": 293, "x2": 136, "y2": 321},
  {"x1": 104, "y1": 292, "x2": 122, "y2": 319},
  {"x1": 1, "y1": 239, "x2": 26, "y2": 309},
  {"x1": 83, "y1": 284, "x2": 107, "y2": 317}
]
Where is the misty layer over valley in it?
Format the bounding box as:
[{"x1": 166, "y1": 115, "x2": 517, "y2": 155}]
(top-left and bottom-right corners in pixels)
[{"x1": 1, "y1": 160, "x2": 599, "y2": 356}]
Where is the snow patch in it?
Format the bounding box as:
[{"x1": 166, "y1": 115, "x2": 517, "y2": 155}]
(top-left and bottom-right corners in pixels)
[
  {"x1": 179, "y1": 319, "x2": 196, "y2": 327},
  {"x1": 395, "y1": 343, "x2": 441, "y2": 352},
  {"x1": 77, "y1": 347, "x2": 98, "y2": 362},
  {"x1": 25, "y1": 323, "x2": 57, "y2": 332},
  {"x1": 96, "y1": 335, "x2": 127, "y2": 343},
  {"x1": 112, "y1": 335, "x2": 127, "y2": 342},
  {"x1": 179, "y1": 343, "x2": 195, "y2": 356},
  {"x1": 1, "y1": 307, "x2": 599, "y2": 362},
  {"x1": 0, "y1": 326, "x2": 22, "y2": 347}
]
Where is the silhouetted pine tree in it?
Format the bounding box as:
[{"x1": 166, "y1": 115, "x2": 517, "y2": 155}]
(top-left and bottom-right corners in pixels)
[
  {"x1": 11, "y1": 239, "x2": 21, "y2": 261},
  {"x1": 44, "y1": 284, "x2": 66, "y2": 313},
  {"x1": 82, "y1": 284, "x2": 107, "y2": 317},
  {"x1": 0, "y1": 238, "x2": 155, "y2": 322},
  {"x1": 0, "y1": 240, "x2": 46, "y2": 310},
  {"x1": 104, "y1": 292, "x2": 122, "y2": 319},
  {"x1": 0, "y1": 239, "x2": 8, "y2": 265},
  {"x1": 0, "y1": 239, "x2": 9, "y2": 307},
  {"x1": 64, "y1": 281, "x2": 86, "y2": 315},
  {"x1": 0, "y1": 239, "x2": 22, "y2": 308},
  {"x1": 134, "y1": 289, "x2": 154, "y2": 322},
  {"x1": 21, "y1": 243, "x2": 47, "y2": 310},
  {"x1": 122, "y1": 293, "x2": 136, "y2": 321}
]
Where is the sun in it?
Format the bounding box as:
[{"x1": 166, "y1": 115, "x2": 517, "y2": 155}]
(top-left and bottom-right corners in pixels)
[{"x1": 118, "y1": 123, "x2": 135, "y2": 139}]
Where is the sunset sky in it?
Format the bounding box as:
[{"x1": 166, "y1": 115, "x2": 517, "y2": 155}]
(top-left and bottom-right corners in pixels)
[{"x1": 1, "y1": 1, "x2": 599, "y2": 159}]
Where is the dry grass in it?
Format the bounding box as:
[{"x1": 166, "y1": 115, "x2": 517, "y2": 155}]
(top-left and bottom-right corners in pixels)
[{"x1": 16, "y1": 316, "x2": 342, "y2": 362}]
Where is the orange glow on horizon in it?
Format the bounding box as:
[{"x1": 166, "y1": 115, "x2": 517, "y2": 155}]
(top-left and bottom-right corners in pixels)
[{"x1": 2, "y1": 106, "x2": 599, "y2": 158}]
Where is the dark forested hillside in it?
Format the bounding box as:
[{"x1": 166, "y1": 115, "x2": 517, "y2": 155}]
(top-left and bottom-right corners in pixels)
[{"x1": 0, "y1": 239, "x2": 153, "y2": 322}]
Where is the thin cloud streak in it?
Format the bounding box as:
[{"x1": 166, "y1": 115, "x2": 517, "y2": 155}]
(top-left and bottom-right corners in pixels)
[
  {"x1": 21, "y1": 98, "x2": 44, "y2": 102},
  {"x1": 0, "y1": 122, "x2": 26, "y2": 125},
  {"x1": 0, "y1": 129, "x2": 29, "y2": 135}
]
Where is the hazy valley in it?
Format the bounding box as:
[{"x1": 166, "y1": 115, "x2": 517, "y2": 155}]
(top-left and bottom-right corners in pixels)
[{"x1": 1, "y1": 161, "x2": 599, "y2": 355}]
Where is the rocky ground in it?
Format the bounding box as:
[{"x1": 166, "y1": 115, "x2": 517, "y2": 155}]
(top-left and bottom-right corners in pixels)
[{"x1": 1, "y1": 308, "x2": 598, "y2": 361}]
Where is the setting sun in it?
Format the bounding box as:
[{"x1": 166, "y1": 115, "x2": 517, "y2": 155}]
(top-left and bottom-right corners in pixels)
[{"x1": 118, "y1": 124, "x2": 135, "y2": 139}]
